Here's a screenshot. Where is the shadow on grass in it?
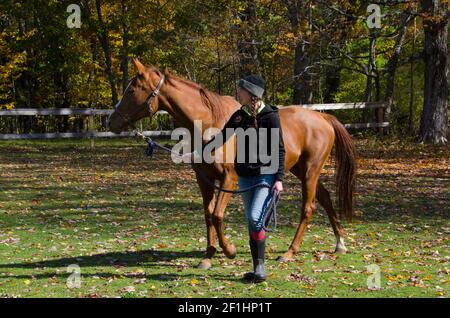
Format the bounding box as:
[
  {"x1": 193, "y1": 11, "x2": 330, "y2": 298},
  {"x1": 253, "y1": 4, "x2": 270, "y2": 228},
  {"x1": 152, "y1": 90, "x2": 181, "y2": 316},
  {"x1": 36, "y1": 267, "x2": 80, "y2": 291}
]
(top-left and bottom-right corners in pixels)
[
  {"x1": 0, "y1": 271, "x2": 248, "y2": 284},
  {"x1": 0, "y1": 249, "x2": 253, "y2": 283}
]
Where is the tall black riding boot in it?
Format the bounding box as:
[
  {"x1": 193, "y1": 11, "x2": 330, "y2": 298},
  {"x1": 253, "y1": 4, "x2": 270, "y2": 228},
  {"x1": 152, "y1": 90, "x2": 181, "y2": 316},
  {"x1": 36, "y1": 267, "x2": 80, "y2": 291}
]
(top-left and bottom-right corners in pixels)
[
  {"x1": 243, "y1": 238, "x2": 266, "y2": 282},
  {"x1": 243, "y1": 239, "x2": 257, "y2": 281}
]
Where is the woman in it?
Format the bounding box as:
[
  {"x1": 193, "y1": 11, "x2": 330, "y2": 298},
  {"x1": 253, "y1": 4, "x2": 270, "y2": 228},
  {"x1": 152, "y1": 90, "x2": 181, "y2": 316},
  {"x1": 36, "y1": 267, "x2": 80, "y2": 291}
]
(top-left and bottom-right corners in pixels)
[{"x1": 185, "y1": 75, "x2": 285, "y2": 282}]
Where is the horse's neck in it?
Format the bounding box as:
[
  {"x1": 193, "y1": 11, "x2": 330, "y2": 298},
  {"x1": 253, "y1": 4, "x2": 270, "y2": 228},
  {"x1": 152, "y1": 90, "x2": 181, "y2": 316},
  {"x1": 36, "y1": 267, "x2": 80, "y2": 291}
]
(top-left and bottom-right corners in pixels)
[{"x1": 160, "y1": 79, "x2": 236, "y2": 133}]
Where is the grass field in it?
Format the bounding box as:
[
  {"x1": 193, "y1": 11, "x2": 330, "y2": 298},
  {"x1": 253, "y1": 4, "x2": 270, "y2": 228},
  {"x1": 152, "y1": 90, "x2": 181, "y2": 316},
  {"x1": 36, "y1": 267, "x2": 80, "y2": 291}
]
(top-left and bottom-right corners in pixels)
[{"x1": 0, "y1": 136, "x2": 448, "y2": 298}]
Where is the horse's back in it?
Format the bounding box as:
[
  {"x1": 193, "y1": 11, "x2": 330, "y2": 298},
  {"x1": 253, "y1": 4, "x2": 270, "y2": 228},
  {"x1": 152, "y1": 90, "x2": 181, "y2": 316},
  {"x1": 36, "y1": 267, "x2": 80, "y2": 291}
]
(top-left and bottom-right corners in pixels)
[{"x1": 278, "y1": 105, "x2": 335, "y2": 167}]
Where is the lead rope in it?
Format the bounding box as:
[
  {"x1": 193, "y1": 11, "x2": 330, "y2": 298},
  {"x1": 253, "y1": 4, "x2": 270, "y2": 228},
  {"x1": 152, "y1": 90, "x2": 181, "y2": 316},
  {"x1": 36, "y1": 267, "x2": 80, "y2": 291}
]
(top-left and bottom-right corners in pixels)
[{"x1": 135, "y1": 132, "x2": 279, "y2": 231}]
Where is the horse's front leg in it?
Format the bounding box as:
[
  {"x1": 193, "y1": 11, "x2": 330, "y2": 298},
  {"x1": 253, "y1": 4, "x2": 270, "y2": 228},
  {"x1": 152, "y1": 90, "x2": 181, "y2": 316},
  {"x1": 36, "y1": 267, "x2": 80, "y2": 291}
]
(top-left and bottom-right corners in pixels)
[
  {"x1": 195, "y1": 171, "x2": 217, "y2": 270},
  {"x1": 212, "y1": 175, "x2": 236, "y2": 259}
]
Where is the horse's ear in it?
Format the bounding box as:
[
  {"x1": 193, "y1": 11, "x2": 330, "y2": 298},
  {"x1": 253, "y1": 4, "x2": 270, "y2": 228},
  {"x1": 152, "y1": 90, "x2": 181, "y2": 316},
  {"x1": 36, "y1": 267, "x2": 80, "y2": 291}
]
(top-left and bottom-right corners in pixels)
[{"x1": 132, "y1": 58, "x2": 145, "y2": 74}]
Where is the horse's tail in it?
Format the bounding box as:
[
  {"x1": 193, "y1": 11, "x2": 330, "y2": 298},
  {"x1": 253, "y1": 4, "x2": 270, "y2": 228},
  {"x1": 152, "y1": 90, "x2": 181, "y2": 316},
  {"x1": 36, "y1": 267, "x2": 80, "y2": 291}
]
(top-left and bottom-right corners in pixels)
[{"x1": 323, "y1": 113, "x2": 357, "y2": 222}]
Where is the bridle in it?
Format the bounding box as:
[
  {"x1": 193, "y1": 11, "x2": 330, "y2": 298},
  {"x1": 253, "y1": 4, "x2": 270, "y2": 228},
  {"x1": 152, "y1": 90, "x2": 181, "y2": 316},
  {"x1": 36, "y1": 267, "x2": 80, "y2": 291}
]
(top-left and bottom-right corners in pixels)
[{"x1": 113, "y1": 73, "x2": 165, "y2": 129}]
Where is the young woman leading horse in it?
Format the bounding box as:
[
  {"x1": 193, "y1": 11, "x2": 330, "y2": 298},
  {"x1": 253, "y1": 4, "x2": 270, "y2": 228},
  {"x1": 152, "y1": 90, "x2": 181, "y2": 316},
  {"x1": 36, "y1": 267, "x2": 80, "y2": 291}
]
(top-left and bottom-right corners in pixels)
[
  {"x1": 108, "y1": 58, "x2": 357, "y2": 272},
  {"x1": 183, "y1": 75, "x2": 285, "y2": 282}
]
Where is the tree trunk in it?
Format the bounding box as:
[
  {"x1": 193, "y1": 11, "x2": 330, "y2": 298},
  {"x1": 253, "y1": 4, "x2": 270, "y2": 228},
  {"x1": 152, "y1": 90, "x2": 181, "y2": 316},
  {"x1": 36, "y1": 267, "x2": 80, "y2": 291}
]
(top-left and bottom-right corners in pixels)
[
  {"x1": 409, "y1": 18, "x2": 417, "y2": 133},
  {"x1": 95, "y1": 0, "x2": 118, "y2": 106},
  {"x1": 384, "y1": 12, "x2": 413, "y2": 133},
  {"x1": 120, "y1": 0, "x2": 129, "y2": 93},
  {"x1": 419, "y1": 0, "x2": 448, "y2": 145},
  {"x1": 362, "y1": 29, "x2": 377, "y2": 123},
  {"x1": 237, "y1": 0, "x2": 264, "y2": 77},
  {"x1": 293, "y1": 41, "x2": 312, "y2": 104},
  {"x1": 323, "y1": 65, "x2": 341, "y2": 103},
  {"x1": 283, "y1": 0, "x2": 312, "y2": 104},
  {"x1": 54, "y1": 71, "x2": 71, "y2": 132}
]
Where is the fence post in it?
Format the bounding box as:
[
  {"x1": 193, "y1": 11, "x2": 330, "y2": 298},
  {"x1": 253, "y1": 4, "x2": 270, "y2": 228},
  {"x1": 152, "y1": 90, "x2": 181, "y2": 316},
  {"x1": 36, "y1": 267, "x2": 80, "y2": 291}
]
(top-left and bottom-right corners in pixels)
[
  {"x1": 88, "y1": 109, "x2": 94, "y2": 150},
  {"x1": 384, "y1": 99, "x2": 391, "y2": 135},
  {"x1": 377, "y1": 103, "x2": 384, "y2": 137}
]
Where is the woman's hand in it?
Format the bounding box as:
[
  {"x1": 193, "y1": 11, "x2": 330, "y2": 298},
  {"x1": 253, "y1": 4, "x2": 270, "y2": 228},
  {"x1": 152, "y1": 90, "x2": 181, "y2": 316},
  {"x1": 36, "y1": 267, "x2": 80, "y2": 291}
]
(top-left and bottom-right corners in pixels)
[{"x1": 272, "y1": 180, "x2": 283, "y2": 196}]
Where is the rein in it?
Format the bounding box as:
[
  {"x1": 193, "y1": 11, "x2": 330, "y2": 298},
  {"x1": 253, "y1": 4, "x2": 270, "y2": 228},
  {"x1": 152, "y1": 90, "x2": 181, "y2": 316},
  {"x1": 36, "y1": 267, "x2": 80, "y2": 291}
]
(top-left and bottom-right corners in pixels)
[{"x1": 135, "y1": 131, "x2": 279, "y2": 232}]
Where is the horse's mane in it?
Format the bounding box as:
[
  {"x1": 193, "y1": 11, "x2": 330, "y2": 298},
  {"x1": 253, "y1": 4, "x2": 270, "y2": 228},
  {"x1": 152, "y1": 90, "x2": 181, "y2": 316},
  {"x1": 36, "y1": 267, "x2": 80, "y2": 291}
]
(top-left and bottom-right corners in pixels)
[{"x1": 163, "y1": 68, "x2": 225, "y2": 123}]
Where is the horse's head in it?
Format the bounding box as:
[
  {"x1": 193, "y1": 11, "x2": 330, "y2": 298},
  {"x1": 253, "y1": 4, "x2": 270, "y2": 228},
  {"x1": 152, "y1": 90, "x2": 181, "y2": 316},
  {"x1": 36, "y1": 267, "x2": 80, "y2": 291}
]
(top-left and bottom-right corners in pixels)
[{"x1": 108, "y1": 58, "x2": 165, "y2": 134}]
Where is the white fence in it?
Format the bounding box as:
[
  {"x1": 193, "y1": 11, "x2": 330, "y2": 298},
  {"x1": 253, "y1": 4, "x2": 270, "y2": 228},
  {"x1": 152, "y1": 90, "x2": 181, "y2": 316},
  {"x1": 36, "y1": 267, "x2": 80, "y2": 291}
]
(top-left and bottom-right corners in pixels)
[
  {"x1": 0, "y1": 109, "x2": 171, "y2": 141},
  {"x1": 0, "y1": 102, "x2": 388, "y2": 141}
]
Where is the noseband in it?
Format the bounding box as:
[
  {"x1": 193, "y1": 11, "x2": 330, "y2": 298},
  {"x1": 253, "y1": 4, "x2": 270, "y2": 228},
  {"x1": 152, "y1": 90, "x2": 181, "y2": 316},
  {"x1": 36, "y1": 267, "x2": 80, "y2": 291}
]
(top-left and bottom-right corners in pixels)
[{"x1": 114, "y1": 73, "x2": 165, "y2": 129}]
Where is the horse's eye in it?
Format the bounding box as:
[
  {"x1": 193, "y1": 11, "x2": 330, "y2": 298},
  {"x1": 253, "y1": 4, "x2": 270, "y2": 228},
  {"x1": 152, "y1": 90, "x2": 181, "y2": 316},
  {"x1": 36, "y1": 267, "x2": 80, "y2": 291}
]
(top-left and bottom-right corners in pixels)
[{"x1": 128, "y1": 89, "x2": 135, "y2": 95}]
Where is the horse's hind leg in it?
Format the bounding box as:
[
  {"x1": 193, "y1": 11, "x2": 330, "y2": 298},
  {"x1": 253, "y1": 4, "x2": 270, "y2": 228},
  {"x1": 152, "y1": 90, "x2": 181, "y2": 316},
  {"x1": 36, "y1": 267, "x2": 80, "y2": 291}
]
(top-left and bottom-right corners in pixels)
[
  {"x1": 317, "y1": 181, "x2": 347, "y2": 254},
  {"x1": 195, "y1": 173, "x2": 217, "y2": 270},
  {"x1": 279, "y1": 162, "x2": 320, "y2": 262}
]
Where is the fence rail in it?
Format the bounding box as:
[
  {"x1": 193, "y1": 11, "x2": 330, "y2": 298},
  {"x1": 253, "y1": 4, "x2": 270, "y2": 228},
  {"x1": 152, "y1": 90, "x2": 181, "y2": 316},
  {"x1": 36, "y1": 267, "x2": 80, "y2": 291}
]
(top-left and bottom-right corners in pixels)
[
  {"x1": 0, "y1": 131, "x2": 172, "y2": 140},
  {"x1": 0, "y1": 109, "x2": 168, "y2": 116},
  {"x1": 300, "y1": 101, "x2": 386, "y2": 111},
  {"x1": 0, "y1": 102, "x2": 387, "y2": 142},
  {"x1": 300, "y1": 102, "x2": 389, "y2": 130}
]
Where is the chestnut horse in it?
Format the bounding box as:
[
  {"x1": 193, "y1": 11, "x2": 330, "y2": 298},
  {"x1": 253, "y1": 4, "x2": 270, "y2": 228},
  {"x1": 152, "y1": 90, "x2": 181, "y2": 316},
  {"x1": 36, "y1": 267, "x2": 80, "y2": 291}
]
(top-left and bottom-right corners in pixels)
[{"x1": 108, "y1": 58, "x2": 357, "y2": 270}]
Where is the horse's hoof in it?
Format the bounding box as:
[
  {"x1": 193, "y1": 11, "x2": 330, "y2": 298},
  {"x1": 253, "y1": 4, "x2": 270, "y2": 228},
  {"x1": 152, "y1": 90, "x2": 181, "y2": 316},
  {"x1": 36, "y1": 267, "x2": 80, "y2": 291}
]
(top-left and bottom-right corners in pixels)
[
  {"x1": 277, "y1": 250, "x2": 296, "y2": 262},
  {"x1": 277, "y1": 255, "x2": 293, "y2": 263},
  {"x1": 223, "y1": 244, "x2": 236, "y2": 259},
  {"x1": 334, "y1": 247, "x2": 347, "y2": 255},
  {"x1": 197, "y1": 260, "x2": 212, "y2": 270}
]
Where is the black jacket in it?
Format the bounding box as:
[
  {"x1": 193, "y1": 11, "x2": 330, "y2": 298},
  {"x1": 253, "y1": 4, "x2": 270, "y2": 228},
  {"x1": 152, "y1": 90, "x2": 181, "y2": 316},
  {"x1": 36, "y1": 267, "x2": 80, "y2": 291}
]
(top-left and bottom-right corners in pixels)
[{"x1": 201, "y1": 103, "x2": 285, "y2": 181}]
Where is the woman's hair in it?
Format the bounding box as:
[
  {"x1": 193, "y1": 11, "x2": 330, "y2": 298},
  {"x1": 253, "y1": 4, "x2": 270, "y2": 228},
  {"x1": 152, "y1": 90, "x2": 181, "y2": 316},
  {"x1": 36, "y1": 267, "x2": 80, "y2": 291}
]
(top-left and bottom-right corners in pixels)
[{"x1": 249, "y1": 95, "x2": 261, "y2": 128}]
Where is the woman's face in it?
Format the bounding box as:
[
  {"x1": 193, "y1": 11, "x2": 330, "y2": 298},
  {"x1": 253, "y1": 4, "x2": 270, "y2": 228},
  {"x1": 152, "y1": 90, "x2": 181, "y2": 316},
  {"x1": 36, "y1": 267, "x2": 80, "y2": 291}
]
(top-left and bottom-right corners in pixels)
[{"x1": 237, "y1": 87, "x2": 252, "y2": 105}]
